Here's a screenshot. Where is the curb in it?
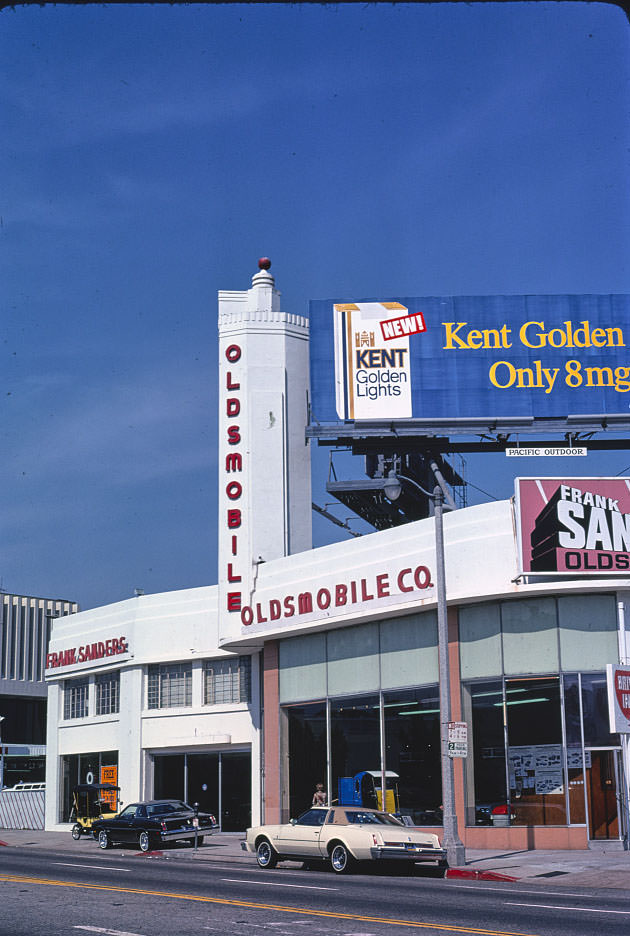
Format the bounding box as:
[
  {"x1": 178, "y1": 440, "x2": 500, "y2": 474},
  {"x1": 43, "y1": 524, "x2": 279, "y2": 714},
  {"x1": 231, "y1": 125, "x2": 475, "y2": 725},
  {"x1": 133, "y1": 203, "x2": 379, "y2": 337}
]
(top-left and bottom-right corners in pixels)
[{"x1": 446, "y1": 868, "x2": 518, "y2": 882}]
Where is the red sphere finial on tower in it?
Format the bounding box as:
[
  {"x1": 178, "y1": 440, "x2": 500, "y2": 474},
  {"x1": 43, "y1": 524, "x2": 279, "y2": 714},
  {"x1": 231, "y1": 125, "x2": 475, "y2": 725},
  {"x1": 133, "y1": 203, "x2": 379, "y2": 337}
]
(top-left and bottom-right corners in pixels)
[{"x1": 258, "y1": 257, "x2": 272, "y2": 270}]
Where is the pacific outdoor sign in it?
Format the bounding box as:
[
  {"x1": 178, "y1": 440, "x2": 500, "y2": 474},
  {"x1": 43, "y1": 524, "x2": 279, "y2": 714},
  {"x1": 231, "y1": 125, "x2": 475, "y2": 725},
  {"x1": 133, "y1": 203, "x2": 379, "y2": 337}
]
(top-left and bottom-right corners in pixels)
[
  {"x1": 308, "y1": 294, "x2": 630, "y2": 424},
  {"x1": 515, "y1": 477, "x2": 630, "y2": 575},
  {"x1": 607, "y1": 664, "x2": 630, "y2": 733},
  {"x1": 45, "y1": 635, "x2": 129, "y2": 670}
]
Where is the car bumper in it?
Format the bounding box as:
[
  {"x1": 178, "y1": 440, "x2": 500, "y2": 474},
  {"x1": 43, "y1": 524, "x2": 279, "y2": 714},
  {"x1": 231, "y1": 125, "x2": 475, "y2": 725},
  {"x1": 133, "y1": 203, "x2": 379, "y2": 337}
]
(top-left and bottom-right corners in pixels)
[
  {"x1": 370, "y1": 846, "x2": 447, "y2": 862},
  {"x1": 159, "y1": 827, "x2": 214, "y2": 841}
]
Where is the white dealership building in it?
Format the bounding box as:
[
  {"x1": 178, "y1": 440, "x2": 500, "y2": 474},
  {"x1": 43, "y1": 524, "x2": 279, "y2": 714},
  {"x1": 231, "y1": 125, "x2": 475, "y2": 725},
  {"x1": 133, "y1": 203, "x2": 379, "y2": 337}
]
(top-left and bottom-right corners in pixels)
[{"x1": 46, "y1": 265, "x2": 628, "y2": 848}]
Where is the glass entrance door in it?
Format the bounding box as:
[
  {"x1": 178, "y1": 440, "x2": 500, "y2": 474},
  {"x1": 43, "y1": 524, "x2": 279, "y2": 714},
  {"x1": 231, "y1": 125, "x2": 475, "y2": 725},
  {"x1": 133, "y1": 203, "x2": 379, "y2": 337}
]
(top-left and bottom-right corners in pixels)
[{"x1": 585, "y1": 749, "x2": 621, "y2": 840}]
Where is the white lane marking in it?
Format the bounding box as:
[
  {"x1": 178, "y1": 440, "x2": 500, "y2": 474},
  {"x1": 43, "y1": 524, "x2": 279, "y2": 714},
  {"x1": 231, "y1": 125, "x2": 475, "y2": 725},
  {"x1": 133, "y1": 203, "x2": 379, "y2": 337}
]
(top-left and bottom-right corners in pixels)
[
  {"x1": 73, "y1": 928, "x2": 146, "y2": 936},
  {"x1": 221, "y1": 877, "x2": 338, "y2": 891},
  {"x1": 448, "y1": 883, "x2": 607, "y2": 898},
  {"x1": 506, "y1": 902, "x2": 630, "y2": 915},
  {"x1": 54, "y1": 862, "x2": 131, "y2": 872}
]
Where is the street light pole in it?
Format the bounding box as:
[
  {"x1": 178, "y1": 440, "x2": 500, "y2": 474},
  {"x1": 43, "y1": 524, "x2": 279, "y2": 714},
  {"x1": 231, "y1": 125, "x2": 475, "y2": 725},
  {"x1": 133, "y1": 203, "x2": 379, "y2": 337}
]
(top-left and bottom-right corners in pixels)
[
  {"x1": 433, "y1": 486, "x2": 466, "y2": 867},
  {"x1": 383, "y1": 471, "x2": 465, "y2": 867}
]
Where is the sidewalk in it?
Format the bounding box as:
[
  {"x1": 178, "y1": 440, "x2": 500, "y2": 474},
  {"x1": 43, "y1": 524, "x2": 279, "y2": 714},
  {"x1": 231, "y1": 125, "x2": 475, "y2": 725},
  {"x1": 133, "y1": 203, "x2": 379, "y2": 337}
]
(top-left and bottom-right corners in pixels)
[{"x1": 1, "y1": 828, "x2": 629, "y2": 890}]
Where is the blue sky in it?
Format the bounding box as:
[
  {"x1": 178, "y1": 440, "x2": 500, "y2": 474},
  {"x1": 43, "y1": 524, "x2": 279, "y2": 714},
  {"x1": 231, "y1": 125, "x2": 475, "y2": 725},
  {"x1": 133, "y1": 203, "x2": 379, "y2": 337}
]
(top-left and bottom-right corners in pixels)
[{"x1": 1, "y1": 3, "x2": 629, "y2": 610}]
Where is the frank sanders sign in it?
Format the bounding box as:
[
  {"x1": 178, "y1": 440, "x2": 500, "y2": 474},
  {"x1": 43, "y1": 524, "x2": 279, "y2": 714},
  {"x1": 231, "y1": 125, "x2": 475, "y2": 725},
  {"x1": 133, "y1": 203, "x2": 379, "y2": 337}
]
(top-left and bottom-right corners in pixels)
[
  {"x1": 241, "y1": 564, "x2": 433, "y2": 628},
  {"x1": 46, "y1": 636, "x2": 129, "y2": 670},
  {"x1": 515, "y1": 477, "x2": 630, "y2": 574}
]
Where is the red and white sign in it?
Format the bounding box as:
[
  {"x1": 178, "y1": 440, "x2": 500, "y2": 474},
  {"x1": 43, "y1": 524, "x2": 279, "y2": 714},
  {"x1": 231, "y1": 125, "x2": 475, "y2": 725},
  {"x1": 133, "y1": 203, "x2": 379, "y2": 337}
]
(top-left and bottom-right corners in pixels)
[
  {"x1": 222, "y1": 343, "x2": 246, "y2": 613},
  {"x1": 515, "y1": 477, "x2": 630, "y2": 575},
  {"x1": 379, "y1": 311, "x2": 426, "y2": 342},
  {"x1": 607, "y1": 664, "x2": 630, "y2": 733},
  {"x1": 46, "y1": 635, "x2": 129, "y2": 671},
  {"x1": 240, "y1": 563, "x2": 433, "y2": 628}
]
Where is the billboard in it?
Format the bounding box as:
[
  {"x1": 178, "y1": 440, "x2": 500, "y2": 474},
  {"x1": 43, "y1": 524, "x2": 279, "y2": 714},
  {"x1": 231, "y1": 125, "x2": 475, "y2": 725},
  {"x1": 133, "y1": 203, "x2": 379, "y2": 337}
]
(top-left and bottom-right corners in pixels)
[
  {"x1": 309, "y1": 294, "x2": 630, "y2": 425},
  {"x1": 515, "y1": 477, "x2": 630, "y2": 575}
]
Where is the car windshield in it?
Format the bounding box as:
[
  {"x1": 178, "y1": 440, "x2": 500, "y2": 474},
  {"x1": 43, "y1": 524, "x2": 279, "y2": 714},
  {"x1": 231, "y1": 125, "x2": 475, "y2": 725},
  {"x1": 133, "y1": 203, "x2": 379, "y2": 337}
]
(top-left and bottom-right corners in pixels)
[
  {"x1": 150, "y1": 801, "x2": 189, "y2": 815},
  {"x1": 344, "y1": 811, "x2": 404, "y2": 826}
]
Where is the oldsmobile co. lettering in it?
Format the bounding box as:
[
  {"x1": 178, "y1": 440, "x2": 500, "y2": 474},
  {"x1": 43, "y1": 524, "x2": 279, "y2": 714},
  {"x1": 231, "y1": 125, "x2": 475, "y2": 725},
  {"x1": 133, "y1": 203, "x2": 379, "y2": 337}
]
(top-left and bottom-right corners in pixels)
[
  {"x1": 224, "y1": 343, "x2": 244, "y2": 612},
  {"x1": 46, "y1": 636, "x2": 128, "y2": 669},
  {"x1": 240, "y1": 564, "x2": 433, "y2": 627}
]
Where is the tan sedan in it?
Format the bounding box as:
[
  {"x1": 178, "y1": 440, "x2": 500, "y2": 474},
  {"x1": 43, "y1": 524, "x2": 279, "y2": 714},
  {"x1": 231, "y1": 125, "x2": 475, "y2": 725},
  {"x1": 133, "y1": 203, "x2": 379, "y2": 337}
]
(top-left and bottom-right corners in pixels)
[{"x1": 242, "y1": 806, "x2": 446, "y2": 874}]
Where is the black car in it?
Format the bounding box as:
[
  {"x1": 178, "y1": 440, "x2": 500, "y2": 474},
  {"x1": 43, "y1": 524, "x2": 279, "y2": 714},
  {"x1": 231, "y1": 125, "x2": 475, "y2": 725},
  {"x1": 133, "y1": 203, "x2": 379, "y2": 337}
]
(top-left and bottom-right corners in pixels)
[{"x1": 91, "y1": 799, "x2": 218, "y2": 852}]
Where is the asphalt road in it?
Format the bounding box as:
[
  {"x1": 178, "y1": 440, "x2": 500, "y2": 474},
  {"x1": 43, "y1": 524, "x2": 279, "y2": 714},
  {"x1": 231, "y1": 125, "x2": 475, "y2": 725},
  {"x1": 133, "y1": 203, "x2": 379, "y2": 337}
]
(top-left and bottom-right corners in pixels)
[{"x1": 1, "y1": 846, "x2": 630, "y2": 936}]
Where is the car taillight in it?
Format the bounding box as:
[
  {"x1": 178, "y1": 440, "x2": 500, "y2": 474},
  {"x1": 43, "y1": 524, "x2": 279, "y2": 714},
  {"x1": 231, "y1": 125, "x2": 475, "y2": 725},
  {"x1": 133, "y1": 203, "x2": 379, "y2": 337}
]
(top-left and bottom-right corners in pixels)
[
  {"x1": 161, "y1": 821, "x2": 167, "y2": 832},
  {"x1": 210, "y1": 815, "x2": 217, "y2": 825},
  {"x1": 372, "y1": 834, "x2": 378, "y2": 845}
]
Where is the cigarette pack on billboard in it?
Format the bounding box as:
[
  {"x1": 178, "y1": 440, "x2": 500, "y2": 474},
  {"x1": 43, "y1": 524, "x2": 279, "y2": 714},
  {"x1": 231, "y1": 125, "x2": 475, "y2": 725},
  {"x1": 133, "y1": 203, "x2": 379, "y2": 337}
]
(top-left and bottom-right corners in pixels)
[{"x1": 334, "y1": 302, "x2": 422, "y2": 420}]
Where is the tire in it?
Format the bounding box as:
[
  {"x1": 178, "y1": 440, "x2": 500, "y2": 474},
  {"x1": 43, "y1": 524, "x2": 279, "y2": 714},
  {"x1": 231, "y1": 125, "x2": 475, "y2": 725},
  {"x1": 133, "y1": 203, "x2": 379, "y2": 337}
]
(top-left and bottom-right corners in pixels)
[
  {"x1": 256, "y1": 838, "x2": 278, "y2": 869},
  {"x1": 330, "y1": 842, "x2": 354, "y2": 875},
  {"x1": 98, "y1": 830, "x2": 111, "y2": 850},
  {"x1": 71, "y1": 824, "x2": 82, "y2": 841},
  {"x1": 196, "y1": 836, "x2": 204, "y2": 846},
  {"x1": 138, "y1": 830, "x2": 152, "y2": 852}
]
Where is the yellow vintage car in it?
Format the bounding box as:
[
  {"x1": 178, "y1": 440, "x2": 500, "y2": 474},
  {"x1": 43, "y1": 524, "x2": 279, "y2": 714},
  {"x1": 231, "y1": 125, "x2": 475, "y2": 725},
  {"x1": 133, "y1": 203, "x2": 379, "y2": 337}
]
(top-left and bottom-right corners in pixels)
[{"x1": 242, "y1": 806, "x2": 446, "y2": 874}]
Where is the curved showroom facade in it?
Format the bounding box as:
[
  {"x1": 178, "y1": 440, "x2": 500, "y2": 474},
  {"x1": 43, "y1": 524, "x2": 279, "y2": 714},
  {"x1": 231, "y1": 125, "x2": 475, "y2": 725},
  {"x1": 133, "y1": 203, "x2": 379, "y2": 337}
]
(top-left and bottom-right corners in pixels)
[
  {"x1": 223, "y1": 498, "x2": 627, "y2": 850},
  {"x1": 47, "y1": 498, "x2": 627, "y2": 847}
]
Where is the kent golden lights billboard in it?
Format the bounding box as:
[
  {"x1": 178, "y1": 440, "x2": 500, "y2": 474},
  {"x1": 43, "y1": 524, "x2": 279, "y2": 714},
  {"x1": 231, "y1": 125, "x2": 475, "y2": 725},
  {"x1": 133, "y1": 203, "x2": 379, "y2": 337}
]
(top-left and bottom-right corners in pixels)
[{"x1": 309, "y1": 294, "x2": 630, "y2": 425}]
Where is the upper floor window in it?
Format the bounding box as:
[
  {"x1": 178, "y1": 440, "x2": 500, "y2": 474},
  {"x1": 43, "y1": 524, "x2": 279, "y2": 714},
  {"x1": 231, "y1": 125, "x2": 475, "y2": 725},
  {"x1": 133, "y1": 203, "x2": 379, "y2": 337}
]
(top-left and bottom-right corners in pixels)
[
  {"x1": 64, "y1": 678, "x2": 89, "y2": 719},
  {"x1": 204, "y1": 656, "x2": 251, "y2": 705},
  {"x1": 147, "y1": 663, "x2": 192, "y2": 709},
  {"x1": 95, "y1": 671, "x2": 120, "y2": 716}
]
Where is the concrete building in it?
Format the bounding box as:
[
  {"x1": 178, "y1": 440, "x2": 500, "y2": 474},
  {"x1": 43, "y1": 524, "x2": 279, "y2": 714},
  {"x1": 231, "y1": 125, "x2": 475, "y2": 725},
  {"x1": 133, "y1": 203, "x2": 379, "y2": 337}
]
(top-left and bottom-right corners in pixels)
[
  {"x1": 45, "y1": 265, "x2": 627, "y2": 848},
  {"x1": 1, "y1": 593, "x2": 77, "y2": 788}
]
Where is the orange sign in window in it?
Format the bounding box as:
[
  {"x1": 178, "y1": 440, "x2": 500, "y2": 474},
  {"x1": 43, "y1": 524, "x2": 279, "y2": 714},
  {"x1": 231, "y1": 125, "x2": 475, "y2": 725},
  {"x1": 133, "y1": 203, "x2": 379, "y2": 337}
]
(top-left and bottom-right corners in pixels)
[{"x1": 100, "y1": 765, "x2": 118, "y2": 810}]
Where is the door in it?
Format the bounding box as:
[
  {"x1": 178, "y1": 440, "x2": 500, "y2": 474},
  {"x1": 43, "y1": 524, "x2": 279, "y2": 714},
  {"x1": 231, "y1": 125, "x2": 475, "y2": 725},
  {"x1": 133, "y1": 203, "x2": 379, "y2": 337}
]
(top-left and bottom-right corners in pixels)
[
  {"x1": 585, "y1": 749, "x2": 621, "y2": 840},
  {"x1": 276, "y1": 808, "x2": 326, "y2": 856}
]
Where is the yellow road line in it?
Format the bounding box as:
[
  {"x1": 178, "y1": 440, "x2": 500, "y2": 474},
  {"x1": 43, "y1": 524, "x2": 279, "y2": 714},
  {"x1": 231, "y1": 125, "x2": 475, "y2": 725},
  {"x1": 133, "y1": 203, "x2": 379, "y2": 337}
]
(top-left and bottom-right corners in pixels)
[{"x1": 1, "y1": 873, "x2": 539, "y2": 936}]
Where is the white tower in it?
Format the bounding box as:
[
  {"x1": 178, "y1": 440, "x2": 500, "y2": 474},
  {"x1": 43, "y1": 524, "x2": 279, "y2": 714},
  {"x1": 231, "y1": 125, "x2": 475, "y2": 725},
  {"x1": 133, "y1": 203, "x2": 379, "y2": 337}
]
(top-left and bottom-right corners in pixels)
[{"x1": 217, "y1": 259, "x2": 312, "y2": 645}]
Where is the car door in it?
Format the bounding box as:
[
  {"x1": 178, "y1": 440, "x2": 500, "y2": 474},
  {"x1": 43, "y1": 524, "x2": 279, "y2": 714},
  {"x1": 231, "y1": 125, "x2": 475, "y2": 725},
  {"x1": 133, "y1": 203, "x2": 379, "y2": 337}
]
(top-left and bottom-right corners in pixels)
[
  {"x1": 109, "y1": 806, "x2": 139, "y2": 843},
  {"x1": 276, "y1": 808, "x2": 327, "y2": 857}
]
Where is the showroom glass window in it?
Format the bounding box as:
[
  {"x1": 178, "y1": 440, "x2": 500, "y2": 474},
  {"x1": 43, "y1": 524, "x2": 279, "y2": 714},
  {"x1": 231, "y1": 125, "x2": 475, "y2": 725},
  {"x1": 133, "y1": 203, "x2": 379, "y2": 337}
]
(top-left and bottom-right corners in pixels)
[
  {"x1": 95, "y1": 671, "x2": 120, "y2": 715},
  {"x1": 204, "y1": 656, "x2": 251, "y2": 704},
  {"x1": 506, "y1": 676, "x2": 567, "y2": 826},
  {"x1": 330, "y1": 694, "x2": 380, "y2": 805},
  {"x1": 64, "y1": 677, "x2": 89, "y2": 719},
  {"x1": 147, "y1": 663, "x2": 192, "y2": 709},
  {"x1": 461, "y1": 680, "x2": 507, "y2": 826},
  {"x1": 285, "y1": 702, "x2": 327, "y2": 818},
  {"x1": 383, "y1": 687, "x2": 442, "y2": 824}
]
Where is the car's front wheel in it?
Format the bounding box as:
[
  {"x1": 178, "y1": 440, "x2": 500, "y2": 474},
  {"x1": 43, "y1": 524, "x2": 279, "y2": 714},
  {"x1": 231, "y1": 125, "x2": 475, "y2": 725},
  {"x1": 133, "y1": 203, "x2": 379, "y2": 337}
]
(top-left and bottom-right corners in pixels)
[
  {"x1": 330, "y1": 842, "x2": 354, "y2": 874},
  {"x1": 256, "y1": 838, "x2": 278, "y2": 869},
  {"x1": 138, "y1": 831, "x2": 152, "y2": 852},
  {"x1": 98, "y1": 830, "x2": 111, "y2": 850},
  {"x1": 71, "y1": 824, "x2": 82, "y2": 840}
]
